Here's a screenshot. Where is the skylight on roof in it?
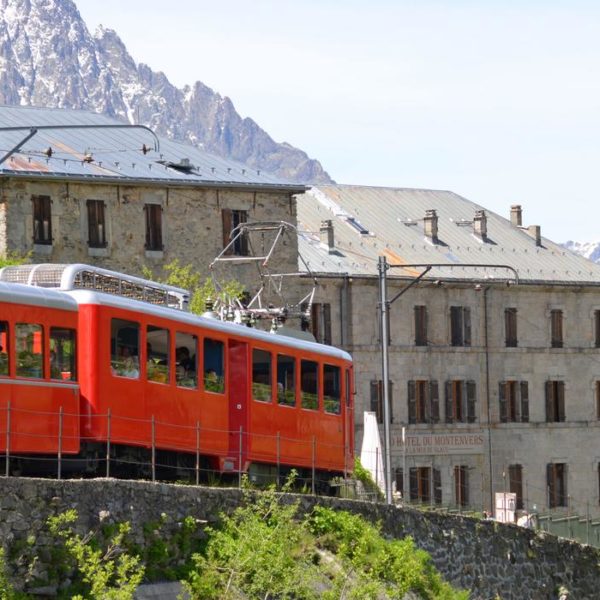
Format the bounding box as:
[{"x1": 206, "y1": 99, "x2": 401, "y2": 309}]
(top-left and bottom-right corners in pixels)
[{"x1": 345, "y1": 216, "x2": 369, "y2": 235}]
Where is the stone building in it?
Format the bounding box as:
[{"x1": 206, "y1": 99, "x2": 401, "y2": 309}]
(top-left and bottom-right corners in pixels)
[
  {"x1": 0, "y1": 105, "x2": 304, "y2": 292},
  {"x1": 297, "y1": 184, "x2": 600, "y2": 515}
]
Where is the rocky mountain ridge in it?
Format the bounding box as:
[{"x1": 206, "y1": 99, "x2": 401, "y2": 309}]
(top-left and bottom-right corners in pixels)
[
  {"x1": 563, "y1": 240, "x2": 600, "y2": 264},
  {"x1": 0, "y1": 0, "x2": 332, "y2": 184}
]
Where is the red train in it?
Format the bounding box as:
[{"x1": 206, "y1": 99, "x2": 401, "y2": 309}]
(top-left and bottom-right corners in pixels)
[{"x1": 0, "y1": 264, "x2": 354, "y2": 486}]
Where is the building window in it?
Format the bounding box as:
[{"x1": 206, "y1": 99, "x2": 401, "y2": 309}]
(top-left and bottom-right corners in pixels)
[
  {"x1": 509, "y1": 464, "x2": 524, "y2": 510},
  {"x1": 409, "y1": 467, "x2": 442, "y2": 504},
  {"x1": 545, "y1": 380, "x2": 565, "y2": 422},
  {"x1": 144, "y1": 204, "x2": 163, "y2": 251},
  {"x1": 395, "y1": 467, "x2": 404, "y2": 499},
  {"x1": 445, "y1": 380, "x2": 476, "y2": 423},
  {"x1": 550, "y1": 309, "x2": 563, "y2": 348},
  {"x1": 505, "y1": 308, "x2": 518, "y2": 347},
  {"x1": 499, "y1": 381, "x2": 529, "y2": 423},
  {"x1": 87, "y1": 199, "x2": 107, "y2": 248},
  {"x1": 547, "y1": 463, "x2": 568, "y2": 508},
  {"x1": 414, "y1": 305, "x2": 427, "y2": 346},
  {"x1": 370, "y1": 380, "x2": 393, "y2": 424},
  {"x1": 597, "y1": 382, "x2": 600, "y2": 420},
  {"x1": 595, "y1": 310, "x2": 600, "y2": 348},
  {"x1": 32, "y1": 195, "x2": 52, "y2": 245},
  {"x1": 450, "y1": 306, "x2": 471, "y2": 347},
  {"x1": 311, "y1": 303, "x2": 332, "y2": 345},
  {"x1": 408, "y1": 380, "x2": 439, "y2": 424},
  {"x1": 222, "y1": 208, "x2": 249, "y2": 256},
  {"x1": 454, "y1": 465, "x2": 469, "y2": 507}
]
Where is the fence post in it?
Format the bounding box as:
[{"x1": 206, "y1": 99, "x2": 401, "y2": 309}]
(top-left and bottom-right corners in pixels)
[
  {"x1": 238, "y1": 426, "x2": 243, "y2": 489},
  {"x1": 311, "y1": 436, "x2": 316, "y2": 495},
  {"x1": 276, "y1": 431, "x2": 280, "y2": 490},
  {"x1": 195, "y1": 421, "x2": 200, "y2": 486},
  {"x1": 106, "y1": 409, "x2": 111, "y2": 478},
  {"x1": 57, "y1": 406, "x2": 63, "y2": 480},
  {"x1": 151, "y1": 415, "x2": 156, "y2": 483},
  {"x1": 5, "y1": 400, "x2": 10, "y2": 477}
]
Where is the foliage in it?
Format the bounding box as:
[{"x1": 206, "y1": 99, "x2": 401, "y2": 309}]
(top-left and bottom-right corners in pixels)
[
  {"x1": 0, "y1": 547, "x2": 28, "y2": 599},
  {"x1": 47, "y1": 510, "x2": 145, "y2": 600},
  {"x1": 182, "y1": 474, "x2": 328, "y2": 599},
  {"x1": 142, "y1": 259, "x2": 245, "y2": 315},
  {"x1": 182, "y1": 474, "x2": 467, "y2": 599},
  {"x1": 308, "y1": 506, "x2": 469, "y2": 599},
  {"x1": 353, "y1": 457, "x2": 385, "y2": 502},
  {"x1": 0, "y1": 251, "x2": 30, "y2": 269}
]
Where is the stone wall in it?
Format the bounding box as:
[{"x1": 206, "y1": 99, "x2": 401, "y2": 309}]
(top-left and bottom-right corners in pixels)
[{"x1": 0, "y1": 478, "x2": 598, "y2": 599}]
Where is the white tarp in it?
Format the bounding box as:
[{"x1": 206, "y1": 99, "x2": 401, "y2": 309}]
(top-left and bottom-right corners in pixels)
[{"x1": 360, "y1": 411, "x2": 385, "y2": 494}]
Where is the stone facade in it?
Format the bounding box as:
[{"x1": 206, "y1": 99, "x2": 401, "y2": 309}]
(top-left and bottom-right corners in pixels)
[
  {"x1": 0, "y1": 178, "x2": 298, "y2": 291},
  {"x1": 0, "y1": 477, "x2": 599, "y2": 599}
]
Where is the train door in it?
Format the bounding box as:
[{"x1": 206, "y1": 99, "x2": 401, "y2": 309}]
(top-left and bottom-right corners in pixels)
[{"x1": 228, "y1": 340, "x2": 249, "y2": 470}]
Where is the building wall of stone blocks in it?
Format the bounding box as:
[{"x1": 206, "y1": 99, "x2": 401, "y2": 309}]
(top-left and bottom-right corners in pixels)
[
  {"x1": 1, "y1": 179, "x2": 298, "y2": 296},
  {"x1": 315, "y1": 275, "x2": 600, "y2": 514}
]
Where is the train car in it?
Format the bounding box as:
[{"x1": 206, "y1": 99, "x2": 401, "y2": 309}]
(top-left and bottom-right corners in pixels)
[
  {"x1": 0, "y1": 281, "x2": 80, "y2": 462},
  {"x1": 0, "y1": 264, "x2": 354, "y2": 485}
]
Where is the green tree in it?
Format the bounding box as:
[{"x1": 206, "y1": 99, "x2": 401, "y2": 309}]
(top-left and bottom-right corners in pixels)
[
  {"x1": 0, "y1": 252, "x2": 30, "y2": 269},
  {"x1": 48, "y1": 510, "x2": 144, "y2": 600},
  {"x1": 142, "y1": 259, "x2": 245, "y2": 315}
]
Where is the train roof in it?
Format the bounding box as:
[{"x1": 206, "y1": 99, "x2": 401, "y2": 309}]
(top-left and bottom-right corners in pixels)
[
  {"x1": 67, "y1": 289, "x2": 353, "y2": 362},
  {"x1": 0, "y1": 281, "x2": 78, "y2": 311}
]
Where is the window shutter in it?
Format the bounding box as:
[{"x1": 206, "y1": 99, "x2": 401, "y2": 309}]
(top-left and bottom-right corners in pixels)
[
  {"x1": 545, "y1": 381, "x2": 553, "y2": 422},
  {"x1": 450, "y1": 307, "x2": 461, "y2": 346},
  {"x1": 558, "y1": 382, "x2": 566, "y2": 422},
  {"x1": 323, "y1": 304, "x2": 332, "y2": 345},
  {"x1": 430, "y1": 381, "x2": 439, "y2": 423},
  {"x1": 222, "y1": 208, "x2": 233, "y2": 255},
  {"x1": 466, "y1": 380, "x2": 476, "y2": 423},
  {"x1": 499, "y1": 382, "x2": 507, "y2": 423},
  {"x1": 520, "y1": 382, "x2": 529, "y2": 422},
  {"x1": 445, "y1": 381, "x2": 453, "y2": 424},
  {"x1": 463, "y1": 308, "x2": 471, "y2": 346},
  {"x1": 370, "y1": 381, "x2": 382, "y2": 424},
  {"x1": 547, "y1": 463, "x2": 555, "y2": 508},
  {"x1": 409, "y1": 468, "x2": 418, "y2": 501},
  {"x1": 433, "y1": 468, "x2": 442, "y2": 505},
  {"x1": 408, "y1": 380, "x2": 416, "y2": 424},
  {"x1": 424, "y1": 381, "x2": 431, "y2": 423}
]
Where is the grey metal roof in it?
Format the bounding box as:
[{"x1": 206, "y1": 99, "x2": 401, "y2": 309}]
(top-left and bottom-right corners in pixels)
[
  {"x1": 298, "y1": 184, "x2": 600, "y2": 285},
  {"x1": 0, "y1": 105, "x2": 305, "y2": 192}
]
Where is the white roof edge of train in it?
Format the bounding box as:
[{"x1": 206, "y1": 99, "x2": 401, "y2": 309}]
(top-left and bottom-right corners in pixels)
[
  {"x1": 0, "y1": 281, "x2": 78, "y2": 311},
  {"x1": 67, "y1": 289, "x2": 353, "y2": 362}
]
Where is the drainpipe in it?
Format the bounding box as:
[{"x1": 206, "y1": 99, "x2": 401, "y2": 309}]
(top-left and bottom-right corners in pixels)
[{"x1": 484, "y1": 286, "x2": 494, "y2": 511}]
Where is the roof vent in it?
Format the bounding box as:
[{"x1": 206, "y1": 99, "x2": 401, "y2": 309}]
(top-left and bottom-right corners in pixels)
[
  {"x1": 319, "y1": 220, "x2": 335, "y2": 253},
  {"x1": 473, "y1": 210, "x2": 487, "y2": 240},
  {"x1": 510, "y1": 205, "x2": 522, "y2": 227},
  {"x1": 423, "y1": 209, "x2": 438, "y2": 242}
]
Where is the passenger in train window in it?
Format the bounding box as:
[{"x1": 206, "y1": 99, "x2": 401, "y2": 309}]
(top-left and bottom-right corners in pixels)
[
  {"x1": 0, "y1": 344, "x2": 7, "y2": 376},
  {"x1": 116, "y1": 346, "x2": 139, "y2": 378}
]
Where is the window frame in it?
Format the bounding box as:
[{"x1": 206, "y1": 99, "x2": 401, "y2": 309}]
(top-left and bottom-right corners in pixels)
[
  {"x1": 550, "y1": 309, "x2": 563, "y2": 348},
  {"x1": 547, "y1": 463, "x2": 568, "y2": 508},
  {"x1": 545, "y1": 380, "x2": 565, "y2": 423},
  {"x1": 450, "y1": 306, "x2": 471, "y2": 347},
  {"x1": 505, "y1": 307, "x2": 518, "y2": 347},
  {"x1": 454, "y1": 465, "x2": 469, "y2": 507},
  {"x1": 414, "y1": 305, "x2": 427, "y2": 346},
  {"x1": 86, "y1": 199, "x2": 107, "y2": 248},
  {"x1": 32, "y1": 194, "x2": 52, "y2": 245},
  {"x1": 222, "y1": 208, "x2": 249, "y2": 256},
  {"x1": 144, "y1": 203, "x2": 163, "y2": 251},
  {"x1": 252, "y1": 348, "x2": 273, "y2": 403}
]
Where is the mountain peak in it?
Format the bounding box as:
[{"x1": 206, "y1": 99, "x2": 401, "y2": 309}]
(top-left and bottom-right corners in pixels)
[{"x1": 0, "y1": 0, "x2": 332, "y2": 183}]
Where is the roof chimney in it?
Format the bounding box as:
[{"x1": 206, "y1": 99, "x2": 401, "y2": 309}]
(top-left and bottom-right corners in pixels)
[
  {"x1": 527, "y1": 225, "x2": 542, "y2": 247},
  {"x1": 423, "y1": 209, "x2": 438, "y2": 242},
  {"x1": 319, "y1": 219, "x2": 335, "y2": 253},
  {"x1": 510, "y1": 205, "x2": 522, "y2": 227},
  {"x1": 473, "y1": 210, "x2": 487, "y2": 239}
]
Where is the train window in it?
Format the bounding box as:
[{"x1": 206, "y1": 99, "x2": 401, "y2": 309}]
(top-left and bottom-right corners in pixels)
[
  {"x1": 111, "y1": 319, "x2": 140, "y2": 379},
  {"x1": 277, "y1": 354, "x2": 296, "y2": 406},
  {"x1": 0, "y1": 322, "x2": 8, "y2": 376},
  {"x1": 252, "y1": 349, "x2": 272, "y2": 402},
  {"x1": 16, "y1": 323, "x2": 43, "y2": 378},
  {"x1": 204, "y1": 338, "x2": 225, "y2": 393},
  {"x1": 176, "y1": 332, "x2": 197, "y2": 388},
  {"x1": 50, "y1": 328, "x2": 76, "y2": 381},
  {"x1": 301, "y1": 359, "x2": 319, "y2": 410},
  {"x1": 324, "y1": 364, "x2": 341, "y2": 414},
  {"x1": 147, "y1": 326, "x2": 170, "y2": 384}
]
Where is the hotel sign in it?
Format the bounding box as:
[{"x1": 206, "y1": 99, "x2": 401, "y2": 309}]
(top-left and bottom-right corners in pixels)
[{"x1": 390, "y1": 431, "x2": 485, "y2": 456}]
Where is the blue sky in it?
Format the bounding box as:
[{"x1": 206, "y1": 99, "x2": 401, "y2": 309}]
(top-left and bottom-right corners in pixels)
[{"x1": 75, "y1": 0, "x2": 600, "y2": 242}]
